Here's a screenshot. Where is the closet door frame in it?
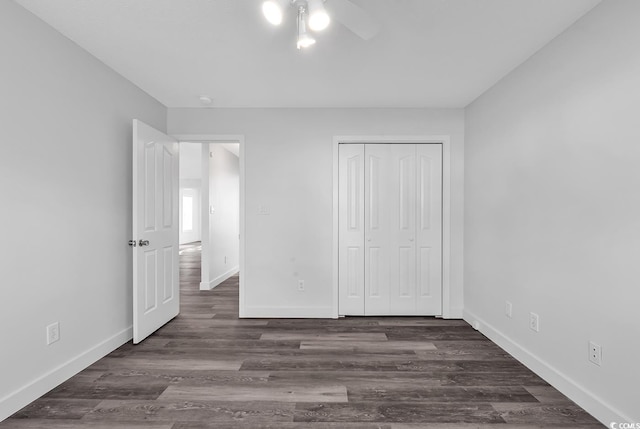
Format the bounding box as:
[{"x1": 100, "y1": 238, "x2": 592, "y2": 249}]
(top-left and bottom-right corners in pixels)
[{"x1": 333, "y1": 135, "x2": 453, "y2": 319}]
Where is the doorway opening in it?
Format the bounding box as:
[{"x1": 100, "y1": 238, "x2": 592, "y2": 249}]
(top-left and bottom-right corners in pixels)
[
  {"x1": 177, "y1": 138, "x2": 242, "y2": 315},
  {"x1": 178, "y1": 142, "x2": 204, "y2": 299}
]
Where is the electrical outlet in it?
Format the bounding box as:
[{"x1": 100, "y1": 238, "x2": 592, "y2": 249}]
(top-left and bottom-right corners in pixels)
[
  {"x1": 505, "y1": 301, "x2": 513, "y2": 318},
  {"x1": 529, "y1": 312, "x2": 539, "y2": 332},
  {"x1": 589, "y1": 341, "x2": 602, "y2": 366},
  {"x1": 298, "y1": 280, "x2": 305, "y2": 291},
  {"x1": 224, "y1": 256, "x2": 227, "y2": 264},
  {"x1": 46, "y1": 322, "x2": 60, "y2": 345}
]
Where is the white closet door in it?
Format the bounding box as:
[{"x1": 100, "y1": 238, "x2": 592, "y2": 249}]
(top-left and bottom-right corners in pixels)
[
  {"x1": 338, "y1": 144, "x2": 365, "y2": 315},
  {"x1": 339, "y1": 143, "x2": 442, "y2": 317},
  {"x1": 416, "y1": 144, "x2": 443, "y2": 314}
]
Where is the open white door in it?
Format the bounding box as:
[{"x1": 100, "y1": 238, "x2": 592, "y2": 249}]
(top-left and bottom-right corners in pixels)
[{"x1": 132, "y1": 120, "x2": 179, "y2": 343}]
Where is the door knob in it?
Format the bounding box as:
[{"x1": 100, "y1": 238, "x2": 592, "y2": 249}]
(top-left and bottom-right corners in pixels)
[
  {"x1": 138, "y1": 239, "x2": 150, "y2": 246},
  {"x1": 128, "y1": 240, "x2": 137, "y2": 247}
]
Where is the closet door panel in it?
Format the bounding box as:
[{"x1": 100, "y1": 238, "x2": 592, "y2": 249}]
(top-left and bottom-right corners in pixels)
[
  {"x1": 416, "y1": 144, "x2": 443, "y2": 315},
  {"x1": 364, "y1": 145, "x2": 391, "y2": 314},
  {"x1": 388, "y1": 145, "x2": 417, "y2": 315},
  {"x1": 339, "y1": 144, "x2": 365, "y2": 315}
]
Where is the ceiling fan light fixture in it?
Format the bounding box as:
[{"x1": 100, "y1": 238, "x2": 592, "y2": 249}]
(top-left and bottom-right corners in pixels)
[
  {"x1": 262, "y1": 0, "x2": 287, "y2": 25},
  {"x1": 296, "y1": 5, "x2": 316, "y2": 49},
  {"x1": 307, "y1": 0, "x2": 330, "y2": 31},
  {"x1": 297, "y1": 32, "x2": 316, "y2": 49}
]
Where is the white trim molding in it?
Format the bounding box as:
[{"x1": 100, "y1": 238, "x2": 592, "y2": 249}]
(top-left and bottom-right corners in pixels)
[
  {"x1": 463, "y1": 309, "x2": 633, "y2": 426},
  {"x1": 332, "y1": 135, "x2": 454, "y2": 319},
  {"x1": 200, "y1": 267, "x2": 239, "y2": 291},
  {"x1": 0, "y1": 326, "x2": 132, "y2": 421},
  {"x1": 173, "y1": 134, "x2": 246, "y2": 318}
]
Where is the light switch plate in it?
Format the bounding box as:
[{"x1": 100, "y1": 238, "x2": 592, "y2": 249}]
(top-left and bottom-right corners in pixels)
[{"x1": 46, "y1": 322, "x2": 60, "y2": 345}]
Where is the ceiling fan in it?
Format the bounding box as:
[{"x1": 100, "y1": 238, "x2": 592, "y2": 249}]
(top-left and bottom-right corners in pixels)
[{"x1": 261, "y1": 0, "x2": 381, "y2": 49}]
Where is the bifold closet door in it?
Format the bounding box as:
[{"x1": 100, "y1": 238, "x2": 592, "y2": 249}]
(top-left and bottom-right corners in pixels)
[
  {"x1": 339, "y1": 143, "x2": 442, "y2": 316},
  {"x1": 338, "y1": 144, "x2": 365, "y2": 315}
]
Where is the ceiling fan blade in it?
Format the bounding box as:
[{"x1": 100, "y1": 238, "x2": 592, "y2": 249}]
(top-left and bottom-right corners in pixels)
[{"x1": 327, "y1": 0, "x2": 381, "y2": 40}]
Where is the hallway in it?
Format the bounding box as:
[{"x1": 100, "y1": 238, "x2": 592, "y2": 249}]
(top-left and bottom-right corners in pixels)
[{"x1": 1, "y1": 245, "x2": 602, "y2": 428}]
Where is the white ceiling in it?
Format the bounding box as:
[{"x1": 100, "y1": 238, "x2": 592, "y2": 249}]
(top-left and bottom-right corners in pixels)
[{"x1": 13, "y1": 0, "x2": 601, "y2": 108}]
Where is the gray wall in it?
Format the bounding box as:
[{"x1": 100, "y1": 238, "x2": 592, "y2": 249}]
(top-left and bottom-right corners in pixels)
[
  {"x1": 0, "y1": 1, "x2": 166, "y2": 419},
  {"x1": 464, "y1": 0, "x2": 640, "y2": 423},
  {"x1": 168, "y1": 108, "x2": 465, "y2": 317}
]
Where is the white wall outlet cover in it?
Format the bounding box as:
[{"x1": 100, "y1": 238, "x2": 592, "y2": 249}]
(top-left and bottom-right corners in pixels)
[
  {"x1": 529, "y1": 312, "x2": 540, "y2": 332},
  {"x1": 589, "y1": 341, "x2": 602, "y2": 366},
  {"x1": 505, "y1": 301, "x2": 513, "y2": 318}
]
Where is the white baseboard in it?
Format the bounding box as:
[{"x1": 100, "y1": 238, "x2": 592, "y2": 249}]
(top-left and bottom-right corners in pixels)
[
  {"x1": 200, "y1": 266, "x2": 238, "y2": 291},
  {"x1": 243, "y1": 306, "x2": 334, "y2": 318},
  {"x1": 0, "y1": 326, "x2": 132, "y2": 421},
  {"x1": 242, "y1": 305, "x2": 462, "y2": 319},
  {"x1": 463, "y1": 309, "x2": 633, "y2": 426}
]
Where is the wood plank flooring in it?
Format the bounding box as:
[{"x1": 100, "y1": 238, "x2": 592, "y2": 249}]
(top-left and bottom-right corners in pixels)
[{"x1": 1, "y1": 242, "x2": 603, "y2": 428}]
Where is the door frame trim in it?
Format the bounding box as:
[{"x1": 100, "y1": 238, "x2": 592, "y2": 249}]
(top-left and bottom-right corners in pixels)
[
  {"x1": 173, "y1": 134, "x2": 246, "y2": 317},
  {"x1": 332, "y1": 135, "x2": 453, "y2": 318}
]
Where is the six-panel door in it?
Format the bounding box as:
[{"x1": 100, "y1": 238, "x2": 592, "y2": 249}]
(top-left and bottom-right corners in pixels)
[{"x1": 133, "y1": 120, "x2": 180, "y2": 343}]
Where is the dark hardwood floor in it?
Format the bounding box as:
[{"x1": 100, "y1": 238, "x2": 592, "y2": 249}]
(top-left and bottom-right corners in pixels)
[{"x1": 1, "y1": 242, "x2": 603, "y2": 428}]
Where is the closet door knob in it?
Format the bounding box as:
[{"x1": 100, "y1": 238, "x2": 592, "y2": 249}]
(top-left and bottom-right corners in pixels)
[{"x1": 139, "y1": 239, "x2": 150, "y2": 246}]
